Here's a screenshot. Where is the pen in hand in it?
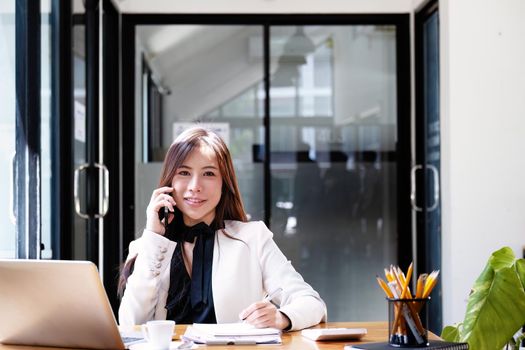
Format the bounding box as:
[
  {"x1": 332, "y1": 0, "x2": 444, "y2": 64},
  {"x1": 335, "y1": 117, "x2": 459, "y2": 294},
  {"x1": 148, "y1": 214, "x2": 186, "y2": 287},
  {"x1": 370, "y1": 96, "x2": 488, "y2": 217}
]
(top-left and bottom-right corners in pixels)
[
  {"x1": 263, "y1": 287, "x2": 283, "y2": 306},
  {"x1": 240, "y1": 287, "x2": 283, "y2": 321}
]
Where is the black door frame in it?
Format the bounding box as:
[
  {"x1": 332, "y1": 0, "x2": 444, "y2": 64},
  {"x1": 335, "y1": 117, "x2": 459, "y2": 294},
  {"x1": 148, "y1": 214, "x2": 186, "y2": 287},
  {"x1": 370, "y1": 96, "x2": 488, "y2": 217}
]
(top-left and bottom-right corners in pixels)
[
  {"x1": 50, "y1": 0, "x2": 73, "y2": 260},
  {"x1": 101, "y1": 0, "x2": 122, "y2": 314},
  {"x1": 120, "y1": 13, "x2": 413, "y2": 271},
  {"x1": 415, "y1": 0, "x2": 441, "y2": 333}
]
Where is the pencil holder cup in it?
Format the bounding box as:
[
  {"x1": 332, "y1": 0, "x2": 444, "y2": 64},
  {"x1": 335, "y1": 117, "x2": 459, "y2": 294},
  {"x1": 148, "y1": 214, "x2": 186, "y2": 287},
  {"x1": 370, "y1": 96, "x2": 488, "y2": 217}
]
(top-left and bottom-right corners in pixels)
[{"x1": 387, "y1": 297, "x2": 429, "y2": 347}]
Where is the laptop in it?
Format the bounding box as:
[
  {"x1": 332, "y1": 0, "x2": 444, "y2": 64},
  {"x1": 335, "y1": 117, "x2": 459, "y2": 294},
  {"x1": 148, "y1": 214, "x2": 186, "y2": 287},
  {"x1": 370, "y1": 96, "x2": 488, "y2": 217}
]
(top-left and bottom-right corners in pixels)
[{"x1": 0, "y1": 259, "x2": 143, "y2": 349}]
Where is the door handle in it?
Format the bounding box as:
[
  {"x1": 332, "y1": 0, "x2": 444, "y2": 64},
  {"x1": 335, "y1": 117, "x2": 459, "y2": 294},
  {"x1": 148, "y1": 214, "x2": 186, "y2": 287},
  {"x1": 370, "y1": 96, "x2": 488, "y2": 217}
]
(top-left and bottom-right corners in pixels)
[
  {"x1": 411, "y1": 164, "x2": 440, "y2": 212},
  {"x1": 426, "y1": 164, "x2": 440, "y2": 211},
  {"x1": 74, "y1": 164, "x2": 90, "y2": 219},
  {"x1": 74, "y1": 163, "x2": 109, "y2": 219},
  {"x1": 410, "y1": 165, "x2": 423, "y2": 212},
  {"x1": 95, "y1": 163, "x2": 109, "y2": 218}
]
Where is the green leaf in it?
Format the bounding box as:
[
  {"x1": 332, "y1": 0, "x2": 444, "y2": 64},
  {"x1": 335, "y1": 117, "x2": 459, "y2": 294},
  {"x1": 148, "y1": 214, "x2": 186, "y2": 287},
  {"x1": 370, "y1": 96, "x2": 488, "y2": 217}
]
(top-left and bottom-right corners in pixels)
[
  {"x1": 458, "y1": 248, "x2": 525, "y2": 350},
  {"x1": 441, "y1": 324, "x2": 461, "y2": 342},
  {"x1": 516, "y1": 259, "x2": 525, "y2": 290},
  {"x1": 489, "y1": 247, "x2": 516, "y2": 272}
]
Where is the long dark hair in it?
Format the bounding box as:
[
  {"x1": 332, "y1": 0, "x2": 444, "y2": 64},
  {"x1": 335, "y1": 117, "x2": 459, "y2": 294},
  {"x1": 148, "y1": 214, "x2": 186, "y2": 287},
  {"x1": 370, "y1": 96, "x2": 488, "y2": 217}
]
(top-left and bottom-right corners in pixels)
[{"x1": 117, "y1": 126, "x2": 248, "y2": 297}]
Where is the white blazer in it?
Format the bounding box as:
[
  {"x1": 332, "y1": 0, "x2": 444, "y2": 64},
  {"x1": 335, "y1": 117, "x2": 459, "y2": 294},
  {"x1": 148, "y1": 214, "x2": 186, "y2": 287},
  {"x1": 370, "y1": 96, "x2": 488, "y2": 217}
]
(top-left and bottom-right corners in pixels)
[{"x1": 118, "y1": 220, "x2": 327, "y2": 331}]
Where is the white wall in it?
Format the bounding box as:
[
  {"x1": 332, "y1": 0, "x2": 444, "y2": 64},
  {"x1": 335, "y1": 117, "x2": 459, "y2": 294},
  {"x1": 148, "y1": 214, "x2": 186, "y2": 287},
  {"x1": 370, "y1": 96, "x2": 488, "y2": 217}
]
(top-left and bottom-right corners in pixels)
[{"x1": 440, "y1": 0, "x2": 525, "y2": 326}]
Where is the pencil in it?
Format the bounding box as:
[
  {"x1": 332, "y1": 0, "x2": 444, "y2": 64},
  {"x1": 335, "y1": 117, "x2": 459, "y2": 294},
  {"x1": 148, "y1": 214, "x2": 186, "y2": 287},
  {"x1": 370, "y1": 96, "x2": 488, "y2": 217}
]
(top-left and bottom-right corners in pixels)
[
  {"x1": 423, "y1": 270, "x2": 440, "y2": 298},
  {"x1": 400, "y1": 262, "x2": 413, "y2": 299},
  {"x1": 392, "y1": 263, "x2": 412, "y2": 336},
  {"x1": 383, "y1": 264, "x2": 440, "y2": 345},
  {"x1": 384, "y1": 268, "x2": 394, "y2": 282},
  {"x1": 415, "y1": 274, "x2": 427, "y2": 299},
  {"x1": 391, "y1": 267, "x2": 404, "y2": 295},
  {"x1": 376, "y1": 276, "x2": 394, "y2": 298}
]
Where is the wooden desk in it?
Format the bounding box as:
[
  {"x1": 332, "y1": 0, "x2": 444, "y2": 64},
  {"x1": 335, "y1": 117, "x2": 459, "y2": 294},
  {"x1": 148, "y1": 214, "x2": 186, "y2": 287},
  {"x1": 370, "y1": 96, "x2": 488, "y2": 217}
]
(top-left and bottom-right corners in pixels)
[{"x1": 0, "y1": 322, "x2": 437, "y2": 350}]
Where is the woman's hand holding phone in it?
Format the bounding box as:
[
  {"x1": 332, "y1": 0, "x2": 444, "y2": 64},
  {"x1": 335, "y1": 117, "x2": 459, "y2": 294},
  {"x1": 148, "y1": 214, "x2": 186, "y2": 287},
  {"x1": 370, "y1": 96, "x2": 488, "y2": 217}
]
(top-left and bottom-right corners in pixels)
[{"x1": 146, "y1": 186, "x2": 176, "y2": 235}]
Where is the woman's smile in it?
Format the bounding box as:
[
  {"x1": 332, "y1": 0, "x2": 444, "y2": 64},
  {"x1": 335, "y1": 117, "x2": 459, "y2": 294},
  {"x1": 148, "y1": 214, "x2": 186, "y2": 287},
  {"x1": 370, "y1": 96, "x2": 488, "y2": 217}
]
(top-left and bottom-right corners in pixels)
[{"x1": 184, "y1": 197, "x2": 206, "y2": 207}]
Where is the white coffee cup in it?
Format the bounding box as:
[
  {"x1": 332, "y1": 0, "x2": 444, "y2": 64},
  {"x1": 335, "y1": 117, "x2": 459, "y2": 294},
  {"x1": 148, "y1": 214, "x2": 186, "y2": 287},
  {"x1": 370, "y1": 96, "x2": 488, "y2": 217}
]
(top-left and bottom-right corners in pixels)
[{"x1": 141, "y1": 320, "x2": 175, "y2": 350}]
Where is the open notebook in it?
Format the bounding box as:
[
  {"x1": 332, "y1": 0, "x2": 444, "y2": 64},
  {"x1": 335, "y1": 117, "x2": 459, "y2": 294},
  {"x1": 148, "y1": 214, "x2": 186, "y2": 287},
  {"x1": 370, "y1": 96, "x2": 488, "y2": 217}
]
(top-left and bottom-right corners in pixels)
[
  {"x1": 183, "y1": 323, "x2": 282, "y2": 345},
  {"x1": 0, "y1": 259, "x2": 144, "y2": 349}
]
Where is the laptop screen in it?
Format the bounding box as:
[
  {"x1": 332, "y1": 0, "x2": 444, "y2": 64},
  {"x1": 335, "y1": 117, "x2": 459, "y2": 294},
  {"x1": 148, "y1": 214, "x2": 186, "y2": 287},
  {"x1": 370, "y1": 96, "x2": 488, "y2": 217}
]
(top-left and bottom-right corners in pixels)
[{"x1": 0, "y1": 260, "x2": 127, "y2": 349}]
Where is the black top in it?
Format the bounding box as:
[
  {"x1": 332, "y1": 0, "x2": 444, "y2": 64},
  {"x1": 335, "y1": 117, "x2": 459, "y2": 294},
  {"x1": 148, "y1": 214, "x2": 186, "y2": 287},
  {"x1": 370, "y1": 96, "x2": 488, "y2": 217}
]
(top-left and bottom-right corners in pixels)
[{"x1": 164, "y1": 219, "x2": 217, "y2": 323}]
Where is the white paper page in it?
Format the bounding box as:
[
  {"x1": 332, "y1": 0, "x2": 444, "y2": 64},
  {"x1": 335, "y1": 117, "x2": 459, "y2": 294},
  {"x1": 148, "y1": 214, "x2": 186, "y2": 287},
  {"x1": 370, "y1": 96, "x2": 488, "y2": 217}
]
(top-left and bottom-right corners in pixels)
[
  {"x1": 192, "y1": 323, "x2": 281, "y2": 336},
  {"x1": 183, "y1": 326, "x2": 282, "y2": 345}
]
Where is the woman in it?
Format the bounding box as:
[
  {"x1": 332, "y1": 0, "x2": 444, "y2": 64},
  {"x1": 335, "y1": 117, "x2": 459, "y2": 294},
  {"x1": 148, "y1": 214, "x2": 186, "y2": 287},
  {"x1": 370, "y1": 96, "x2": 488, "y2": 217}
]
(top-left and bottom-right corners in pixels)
[{"x1": 118, "y1": 126, "x2": 326, "y2": 330}]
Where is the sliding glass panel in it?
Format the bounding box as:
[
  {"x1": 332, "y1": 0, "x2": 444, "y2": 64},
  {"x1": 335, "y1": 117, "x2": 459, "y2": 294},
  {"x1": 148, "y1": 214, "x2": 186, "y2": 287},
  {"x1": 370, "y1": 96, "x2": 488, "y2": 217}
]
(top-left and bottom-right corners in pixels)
[
  {"x1": 269, "y1": 25, "x2": 398, "y2": 321},
  {"x1": 41, "y1": 0, "x2": 52, "y2": 258},
  {"x1": 423, "y1": 10, "x2": 441, "y2": 332},
  {"x1": 72, "y1": 20, "x2": 87, "y2": 260},
  {"x1": 0, "y1": 2, "x2": 16, "y2": 258},
  {"x1": 0, "y1": 2, "x2": 52, "y2": 259},
  {"x1": 417, "y1": 6, "x2": 442, "y2": 332},
  {"x1": 132, "y1": 22, "x2": 404, "y2": 322},
  {"x1": 134, "y1": 25, "x2": 265, "y2": 232}
]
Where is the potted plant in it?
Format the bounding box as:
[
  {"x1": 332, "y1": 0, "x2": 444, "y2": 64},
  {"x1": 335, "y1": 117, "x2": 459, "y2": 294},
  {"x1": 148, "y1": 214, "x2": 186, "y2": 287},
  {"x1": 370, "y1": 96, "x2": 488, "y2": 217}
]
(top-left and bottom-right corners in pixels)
[{"x1": 442, "y1": 247, "x2": 525, "y2": 349}]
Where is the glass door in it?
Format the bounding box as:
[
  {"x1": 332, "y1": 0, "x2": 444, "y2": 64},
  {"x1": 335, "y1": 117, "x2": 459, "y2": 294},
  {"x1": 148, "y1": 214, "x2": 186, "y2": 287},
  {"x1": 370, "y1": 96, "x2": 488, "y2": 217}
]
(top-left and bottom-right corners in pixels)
[
  {"x1": 0, "y1": 1, "x2": 17, "y2": 258},
  {"x1": 71, "y1": 3, "x2": 107, "y2": 265},
  {"x1": 72, "y1": 14, "x2": 88, "y2": 261},
  {"x1": 415, "y1": 1, "x2": 441, "y2": 333},
  {"x1": 1, "y1": 1, "x2": 53, "y2": 260},
  {"x1": 269, "y1": 25, "x2": 401, "y2": 321},
  {"x1": 125, "y1": 15, "x2": 411, "y2": 323},
  {"x1": 71, "y1": 1, "x2": 121, "y2": 313}
]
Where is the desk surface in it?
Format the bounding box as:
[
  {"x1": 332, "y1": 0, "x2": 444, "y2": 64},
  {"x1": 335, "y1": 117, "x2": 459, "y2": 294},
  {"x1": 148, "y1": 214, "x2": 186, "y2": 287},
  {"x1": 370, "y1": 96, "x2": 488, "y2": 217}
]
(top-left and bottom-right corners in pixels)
[{"x1": 0, "y1": 322, "x2": 438, "y2": 350}]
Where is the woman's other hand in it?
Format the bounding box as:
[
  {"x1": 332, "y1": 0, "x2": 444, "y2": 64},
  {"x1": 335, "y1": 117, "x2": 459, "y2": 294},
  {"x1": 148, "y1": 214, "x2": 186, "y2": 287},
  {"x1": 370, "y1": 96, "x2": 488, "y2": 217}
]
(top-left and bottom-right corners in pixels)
[
  {"x1": 145, "y1": 186, "x2": 176, "y2": 235},
  {"x1": 238, "y1": 301, "x2": 291, "y2": 330}
]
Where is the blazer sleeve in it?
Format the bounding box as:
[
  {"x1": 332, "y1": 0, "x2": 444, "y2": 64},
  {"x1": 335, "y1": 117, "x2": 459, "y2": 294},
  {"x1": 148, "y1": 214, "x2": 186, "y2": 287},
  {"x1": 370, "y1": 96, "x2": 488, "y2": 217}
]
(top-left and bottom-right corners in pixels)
[
  {"x1": 118, "y1": 230, "x2": 176, "y2": 326},
  {"x1": 255, "y1": 222, "x2": 327, "y2": 330}
]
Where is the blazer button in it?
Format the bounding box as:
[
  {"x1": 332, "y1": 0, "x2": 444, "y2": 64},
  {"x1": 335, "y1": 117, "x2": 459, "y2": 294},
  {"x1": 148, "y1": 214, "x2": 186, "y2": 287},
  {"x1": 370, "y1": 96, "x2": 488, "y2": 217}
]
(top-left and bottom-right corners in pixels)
[
  {"x1": 155, "y1": 262, "x2": 162, "y2": 268},
  {"x1": 157, "y1": 254, "x2": 165, "y2": 261},
  {"x1": 153, "y1": 270, "x2": 160, "y2": 276},
  {"x1": 160, "y1": 247, "x2": 168, "y2": 253}
]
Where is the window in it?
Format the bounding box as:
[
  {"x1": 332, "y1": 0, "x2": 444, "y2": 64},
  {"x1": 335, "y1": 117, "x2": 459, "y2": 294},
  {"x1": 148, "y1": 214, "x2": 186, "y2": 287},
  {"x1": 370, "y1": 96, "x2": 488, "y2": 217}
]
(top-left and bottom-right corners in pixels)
[
  {"x1": 0, "y1": 1, "x2": 16, "y2": 258},
  {"x1": 131, "y1": 19, "x2": 409, "y2": 321}
]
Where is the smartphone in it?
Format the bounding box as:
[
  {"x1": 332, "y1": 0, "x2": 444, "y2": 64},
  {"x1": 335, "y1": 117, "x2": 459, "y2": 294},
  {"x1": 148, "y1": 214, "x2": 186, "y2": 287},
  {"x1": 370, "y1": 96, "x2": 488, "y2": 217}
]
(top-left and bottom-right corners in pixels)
[
  {"x1": 158, "y1": 191, "x2": 173, "y2": 232},
  {"x1": 158, "y1": 205, "x2": 169, "y2": 233},
  {"x1": 164, "y1": 206, "x2": 170, "y2": 231},
  {"x1": 164, "y1": 207, "x2": 169, "y2": 231}
]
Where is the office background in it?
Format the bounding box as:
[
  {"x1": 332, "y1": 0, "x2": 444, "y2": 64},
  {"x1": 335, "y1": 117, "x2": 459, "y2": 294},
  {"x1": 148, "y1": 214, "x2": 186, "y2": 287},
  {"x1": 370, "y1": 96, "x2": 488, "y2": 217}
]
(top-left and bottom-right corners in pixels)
[{"x1": 1, "y1": 0, "x2": 524, "y2": 333}]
